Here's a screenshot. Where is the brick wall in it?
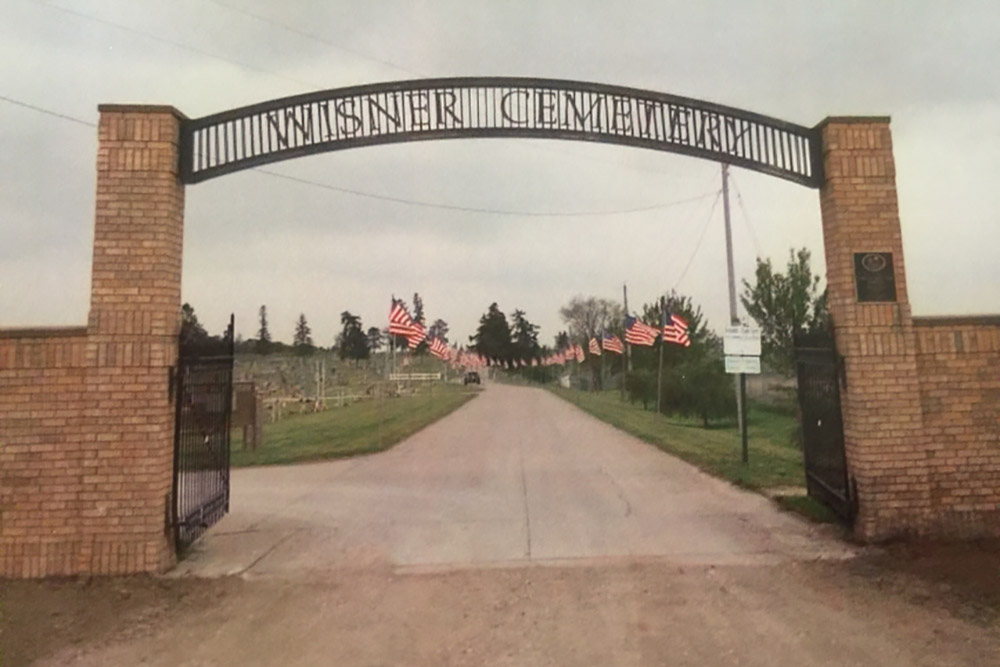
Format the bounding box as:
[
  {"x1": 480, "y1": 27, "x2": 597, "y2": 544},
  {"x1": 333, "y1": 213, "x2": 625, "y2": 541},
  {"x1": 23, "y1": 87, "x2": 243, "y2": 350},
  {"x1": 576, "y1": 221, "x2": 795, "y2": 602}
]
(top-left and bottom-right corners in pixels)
[
  {"x1": 913, "y1": 317, "x2": 1000, "y2": 536},
  {"x1": 0, "y1": 106, "x2": 185, "y2": 577},
  {"x1": 819, "y1": 119, "x2": 999, "y2": 540}
]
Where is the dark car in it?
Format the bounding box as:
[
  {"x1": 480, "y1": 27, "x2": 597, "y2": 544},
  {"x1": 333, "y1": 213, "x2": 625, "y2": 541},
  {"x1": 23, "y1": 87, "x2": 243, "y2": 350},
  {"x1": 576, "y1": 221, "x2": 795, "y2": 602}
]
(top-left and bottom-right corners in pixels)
[{"x1": 463, "y1": 371, "x2": 481, "y2": 385}]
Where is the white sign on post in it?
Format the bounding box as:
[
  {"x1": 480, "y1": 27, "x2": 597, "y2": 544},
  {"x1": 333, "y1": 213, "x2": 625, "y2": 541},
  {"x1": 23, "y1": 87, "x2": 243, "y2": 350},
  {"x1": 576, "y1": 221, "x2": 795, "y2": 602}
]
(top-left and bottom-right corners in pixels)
[
  {"x1": 725, "y1": 355, "x2": 761, "y2": 374},
  {"x1": 723, "y1": 326, "x2": 762, "y2": 357}
]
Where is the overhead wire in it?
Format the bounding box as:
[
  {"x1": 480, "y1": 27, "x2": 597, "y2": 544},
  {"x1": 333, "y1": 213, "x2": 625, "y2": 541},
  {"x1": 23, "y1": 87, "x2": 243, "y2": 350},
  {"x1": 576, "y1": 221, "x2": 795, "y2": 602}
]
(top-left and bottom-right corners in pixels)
[
  {"x1": 0, "y1": 93, "x2": 96, "y2": 127},
  {"x1": 27, "y1": 0, "x2": 317, "y2": 89},
  {"x1": 0, "y1": 93, "x2": 719, "y2": 218},
  {"x1": 29, "y1": 0, "x2": 700, "y2": 180},
  {"x1": 202, "y1": 0, "x2": 424, "y2": 77},
  {"x1": 729, "y1": 173, "x2": 763, "y2": 257},
  {"x1": 672, "y1": 189, "x2": 723, "y2": 290},
  {"x1": 253, "y1": 167, "x2": 718, "y2": 217}
]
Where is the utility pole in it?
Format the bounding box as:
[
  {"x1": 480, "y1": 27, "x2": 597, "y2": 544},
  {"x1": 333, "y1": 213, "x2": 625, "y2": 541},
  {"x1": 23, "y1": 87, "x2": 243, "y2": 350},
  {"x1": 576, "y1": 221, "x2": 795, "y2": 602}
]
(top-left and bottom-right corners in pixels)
[{"x1": 722, "y1": 163, "x2": 749, "y2": 463}]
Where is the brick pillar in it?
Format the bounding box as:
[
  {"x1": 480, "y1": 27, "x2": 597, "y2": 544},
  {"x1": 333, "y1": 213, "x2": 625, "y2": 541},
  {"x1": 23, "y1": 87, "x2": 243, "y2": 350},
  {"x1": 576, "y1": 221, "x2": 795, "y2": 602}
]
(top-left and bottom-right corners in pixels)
[
  {"x1": 818, "y1": 118, "x2": 929, "y2": 540},
  {"x1": 85, "y1": 105, "x2": 187, "y2": 572}
]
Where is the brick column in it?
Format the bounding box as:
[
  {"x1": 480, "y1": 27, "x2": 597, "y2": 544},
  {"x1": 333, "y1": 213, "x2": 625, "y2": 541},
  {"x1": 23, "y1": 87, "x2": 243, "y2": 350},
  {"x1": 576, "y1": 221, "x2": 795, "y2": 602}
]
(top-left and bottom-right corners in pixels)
[
  {"x1": 84, "y1": 105, "x2": 187, "y2": 572},
  {"x1": 818, "y1": 118, "x2": 929, "y2": 540}
]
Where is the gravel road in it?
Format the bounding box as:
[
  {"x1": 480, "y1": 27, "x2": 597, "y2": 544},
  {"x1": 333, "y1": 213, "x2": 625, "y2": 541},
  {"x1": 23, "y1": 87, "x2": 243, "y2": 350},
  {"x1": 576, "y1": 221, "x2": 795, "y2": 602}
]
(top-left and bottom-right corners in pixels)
[{"x1": 5, "y1": 383, "x2": 998, "y2": 666}]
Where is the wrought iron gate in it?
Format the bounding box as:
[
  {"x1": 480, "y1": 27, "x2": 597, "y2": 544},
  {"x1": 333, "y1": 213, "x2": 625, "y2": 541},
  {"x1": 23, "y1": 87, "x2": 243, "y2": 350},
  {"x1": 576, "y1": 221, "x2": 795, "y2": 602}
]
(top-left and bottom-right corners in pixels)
[
  {"x1": 172, "y1": 315, "x2": 234, "y2": 550},
  {"x1": 794, "y1": 332, "x2": 854, "y2": 521}
]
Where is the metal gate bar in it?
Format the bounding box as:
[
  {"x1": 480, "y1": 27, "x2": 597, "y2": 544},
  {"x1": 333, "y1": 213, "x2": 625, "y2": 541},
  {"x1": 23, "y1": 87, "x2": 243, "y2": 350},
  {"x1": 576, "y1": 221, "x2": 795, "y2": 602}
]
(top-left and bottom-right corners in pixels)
[
  {"x1": 172, "y1": 315, "x2": 234, "y2": 550},
  {"x1": 794, "y1": 332, "x2": 854, "y2": 521}
]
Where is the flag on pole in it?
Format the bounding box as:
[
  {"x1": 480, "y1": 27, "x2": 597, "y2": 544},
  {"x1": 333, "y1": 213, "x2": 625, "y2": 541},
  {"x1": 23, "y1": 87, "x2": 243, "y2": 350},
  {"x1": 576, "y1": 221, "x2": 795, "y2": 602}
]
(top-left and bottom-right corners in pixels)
[
  {"x1": 405, "y1": 321, "x2": 427, "y2": 349},
  {"x1": 589, "y1": 337, "x2": 601, "y2": 356},
  {"x1": 602, "y1": 332, "x2": 624, "y2": 354},
  {"x1": 429, "y1": 337, "x2": 449, "y2": 360},
  {"x1": 388, "y1": 299, "x2": 417, "y2": 336},
  {"x1": 625, "y1": 315, "x2": 658, "y2": 346},
  {"x1": 574, "y1": 343, "x2": 586, "y2": 362},
  {"x1": 663, "y1": 313, "x2": 691, "y2": 347}
]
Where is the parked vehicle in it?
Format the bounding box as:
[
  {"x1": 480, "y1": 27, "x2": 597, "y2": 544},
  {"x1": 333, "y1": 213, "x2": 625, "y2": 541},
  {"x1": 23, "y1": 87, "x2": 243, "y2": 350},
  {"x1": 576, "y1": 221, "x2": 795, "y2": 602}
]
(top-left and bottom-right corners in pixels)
[{"x1": 463, "y1": 371, "x2": 481, "y2": 385}]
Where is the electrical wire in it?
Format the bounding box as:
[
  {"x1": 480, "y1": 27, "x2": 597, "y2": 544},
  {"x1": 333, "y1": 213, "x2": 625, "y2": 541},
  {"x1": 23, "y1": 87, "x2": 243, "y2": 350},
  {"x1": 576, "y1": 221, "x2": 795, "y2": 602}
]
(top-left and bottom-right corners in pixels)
[
  {"x1": 0, "y1": 93, "x2": 718, "y2": 218},
  {"x1": 253, "y1": 167, "x2": 719, "y2": 217},
  {"x1": 28, "y1": 0, "x2": 697, "y2": 179},
  {"x1": 672, "y1": 189, "x2": 722, "y2": 290},
  {"x1": 729, "y1": 173, "x2": 763, "y2": 257},
  {"x1": 202, "y1": 0, "x2": 424, "y2": 77},
  {"x1": 0, "y1": 94, "x2": 96, "y2": 127},
  {"x1": 27, "y1": 0, "x2": 316, "y2": 90}
]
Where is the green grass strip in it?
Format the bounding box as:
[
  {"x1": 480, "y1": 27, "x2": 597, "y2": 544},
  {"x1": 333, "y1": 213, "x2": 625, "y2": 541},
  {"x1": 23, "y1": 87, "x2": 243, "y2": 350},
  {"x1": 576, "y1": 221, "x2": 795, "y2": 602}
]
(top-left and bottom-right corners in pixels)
[
  {"x1": 548, "y1": 387, "x2": 806, "y2": 492},
  {"x1": 231, "y1": 385, "x2": 478, "y2": 467}
]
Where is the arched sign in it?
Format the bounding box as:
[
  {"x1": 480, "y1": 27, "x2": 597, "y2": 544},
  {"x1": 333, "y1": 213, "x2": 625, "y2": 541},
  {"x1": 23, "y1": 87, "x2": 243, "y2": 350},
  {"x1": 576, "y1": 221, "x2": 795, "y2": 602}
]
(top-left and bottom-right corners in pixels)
[{"x1": 181, "y1": 77, "x2": 822, "y2": 187}]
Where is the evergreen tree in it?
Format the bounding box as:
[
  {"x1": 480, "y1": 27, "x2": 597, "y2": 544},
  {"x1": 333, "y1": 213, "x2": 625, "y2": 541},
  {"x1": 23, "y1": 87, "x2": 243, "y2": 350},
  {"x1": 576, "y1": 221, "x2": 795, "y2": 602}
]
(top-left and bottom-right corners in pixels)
[
  {"x1": 180, "y1": 302, "x2": 209, "y2": 346},
  {"x1": 293, "y1": 313, "x2": 313, "y2": 355},
  {"x1": 257, "y1": 305, "x2": 272, "y2": 354},
  {"x1": 509, "y1": 309, "x2": 540, "y2": 362},
  {"x1": 428, "y1": 318, "x2": 449, "y2": 344},
  {"x1": 337, "y1": 311, "x2": 370, "y2": 362},
  {"x1": 366, "y1": 327, "x2": 384, "y2": 353},
  {"x1": 470, "y1": 302, "x2": 512, "y2": 365}
]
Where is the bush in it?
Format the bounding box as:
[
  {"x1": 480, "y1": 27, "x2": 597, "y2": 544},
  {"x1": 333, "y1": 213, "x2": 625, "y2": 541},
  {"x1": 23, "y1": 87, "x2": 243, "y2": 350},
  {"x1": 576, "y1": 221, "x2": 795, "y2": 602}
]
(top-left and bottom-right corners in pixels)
[{"x1": 625, "y1": 370, "x2": 656, "y2": 410}]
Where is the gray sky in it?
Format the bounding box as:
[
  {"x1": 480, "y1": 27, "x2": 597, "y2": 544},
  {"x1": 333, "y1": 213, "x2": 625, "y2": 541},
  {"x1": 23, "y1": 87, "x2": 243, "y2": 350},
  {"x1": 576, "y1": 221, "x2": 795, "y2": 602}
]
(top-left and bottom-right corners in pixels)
[{"x1": 2, "y1": 0, "x2": 998, "y2": 346}]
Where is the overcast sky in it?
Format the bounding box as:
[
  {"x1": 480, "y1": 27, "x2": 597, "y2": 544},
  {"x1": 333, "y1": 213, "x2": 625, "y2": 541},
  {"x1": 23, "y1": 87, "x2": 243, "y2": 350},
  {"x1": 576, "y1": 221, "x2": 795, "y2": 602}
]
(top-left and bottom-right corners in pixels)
[{"x1": 2, "y1": 0, "x2": 998, "y2": 346}]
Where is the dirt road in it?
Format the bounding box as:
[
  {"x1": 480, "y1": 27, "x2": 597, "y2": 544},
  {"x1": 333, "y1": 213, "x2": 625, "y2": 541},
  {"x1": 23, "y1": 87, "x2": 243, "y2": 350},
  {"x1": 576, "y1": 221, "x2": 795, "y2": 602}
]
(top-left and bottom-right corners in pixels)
[{"x1": 4, "y1": 384, "x2": 998, "y2": 665}]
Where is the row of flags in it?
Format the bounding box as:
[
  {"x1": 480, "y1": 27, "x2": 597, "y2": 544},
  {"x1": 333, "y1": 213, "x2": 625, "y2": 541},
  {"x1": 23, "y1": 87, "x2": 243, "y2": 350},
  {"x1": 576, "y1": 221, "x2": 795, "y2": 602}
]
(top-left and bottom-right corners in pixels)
[
  {"x1": 388, "y1": 298, "x2": 690, "y2": 370},
  {"x1": 390, "y1": 299, "x2": 489, "y2": 367},
  {"x1": 625, "y1": 312, "x2": 691, "y2": 348}
]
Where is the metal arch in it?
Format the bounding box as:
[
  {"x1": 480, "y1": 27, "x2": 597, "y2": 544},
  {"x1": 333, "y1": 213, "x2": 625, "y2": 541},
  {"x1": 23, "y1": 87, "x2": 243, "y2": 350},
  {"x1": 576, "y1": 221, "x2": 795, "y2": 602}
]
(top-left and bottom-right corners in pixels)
[{"x1": 180, "y1": 77, "x2": 824, "y2": 187}]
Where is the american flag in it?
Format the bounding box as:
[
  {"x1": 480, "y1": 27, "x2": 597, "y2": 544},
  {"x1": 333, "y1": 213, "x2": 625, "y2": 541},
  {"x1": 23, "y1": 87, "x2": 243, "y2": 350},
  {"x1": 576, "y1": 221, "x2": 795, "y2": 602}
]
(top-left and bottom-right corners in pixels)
[
  {"x1": 429, "y1": 337, "x2": 449, "y2": 360},
  {"x1": 663, "y1": 312, "x2": 691, "y2": 347},
  {"x1": 602, "y1": 332, "x2": 624, "y2": 354},
  {"x1": 574, "y1": 343, "x2": 586, "y2": 362},
  {"x1": 625, "y1": 315, "x2": 659, "y2": 346},
  {"x1": 589, "y1": 337, "x2": 601, "y2": 356},
  {"x1": 388, "y1": 299, "x2": 414, "y2": 334},
  {"x1": 405, "y1": 321, "x2": 426, "y2": 349}
]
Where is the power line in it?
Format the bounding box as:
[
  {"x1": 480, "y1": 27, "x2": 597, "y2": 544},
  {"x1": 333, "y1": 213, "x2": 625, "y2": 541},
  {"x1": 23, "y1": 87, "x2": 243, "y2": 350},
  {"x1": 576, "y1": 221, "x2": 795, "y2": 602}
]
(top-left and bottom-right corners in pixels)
[
  {"x1": 253, "y1": 167, "x2": 719, "y2": 218},
  {"x1": 28, "y1": 0, "x2": 704, "y2": 181},
  {"x1": 729, "y1": 173, "x2": 763, "y2": 256},
  {"x1": 27, "y1": 0, "x2": 316, "y2": 90},
  {"x1": 202, "y1": 0, "x2": 424, "y2": 77},
  {"x1": 0, "y1": 92, "x2": 718, "y2": 218},
  {"x1": 673, "y1": 189, "x2": 722, "y2": 290},
  {"x1": 0, "y1": 94, "x2": 96, "y2": 127}
]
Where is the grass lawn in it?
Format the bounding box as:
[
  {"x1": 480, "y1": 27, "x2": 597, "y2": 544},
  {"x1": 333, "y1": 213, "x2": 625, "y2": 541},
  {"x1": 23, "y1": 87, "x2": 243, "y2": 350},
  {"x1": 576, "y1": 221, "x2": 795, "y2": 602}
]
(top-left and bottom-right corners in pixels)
[
  {"x1": 231, "y1": 385, "x2": 479, "y2": 467},
  {"x1": 549, "y1": 387, "x2": 806, "y2": 493}
]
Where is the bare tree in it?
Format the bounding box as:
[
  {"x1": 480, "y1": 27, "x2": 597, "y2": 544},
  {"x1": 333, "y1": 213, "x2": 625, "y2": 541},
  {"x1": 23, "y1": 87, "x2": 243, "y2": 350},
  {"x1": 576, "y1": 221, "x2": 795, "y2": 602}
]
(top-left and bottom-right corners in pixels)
[{"x1": 558, "y1": 296, "x2": 623, "y2": 340}]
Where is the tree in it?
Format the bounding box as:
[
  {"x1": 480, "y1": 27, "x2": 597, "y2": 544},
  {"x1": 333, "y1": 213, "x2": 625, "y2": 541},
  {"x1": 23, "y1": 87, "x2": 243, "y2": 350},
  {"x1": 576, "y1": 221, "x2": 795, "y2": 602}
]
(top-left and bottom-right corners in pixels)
[
  {"x1": 559, "y1": 296, "x2": 622, "y2": 341},
  {"x1": 428, "y1": 318, "x2": 449, "y2": 344},
  {"x1": 293, "y1": 313, "x2": 314, "y2": 355},
  {"x1": 509, "y1": 309, "x2": 540, "y2": 362},
  {"x1": 257, "y1": 305, "x2": 273, "y2": 354},
  {"x1": 366, "y1": 326, "x2": 384, "y2": 353},
  {"x1": 180, "y1": 302, "x2": 209, "y2": 346},
  {"x1": 469, "y1": 302, "x2": 512, "y2": 364},
  {"x1": 337, "y1": 311, "x2": 369, "y2": 362},
  {"x1": 554, "y1": 330, "x2": 570, "y2": 351},
  {"x1": 740, "y1": 247, "x2": 829, "y2": 374}
]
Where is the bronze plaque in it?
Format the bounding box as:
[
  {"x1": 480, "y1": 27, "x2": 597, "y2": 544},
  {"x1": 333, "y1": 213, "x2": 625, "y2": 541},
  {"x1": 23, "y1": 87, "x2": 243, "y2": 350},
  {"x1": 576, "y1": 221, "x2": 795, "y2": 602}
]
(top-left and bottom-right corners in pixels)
[{"x1": 854, "y1": 252, "x2": 896, "y2": 302}]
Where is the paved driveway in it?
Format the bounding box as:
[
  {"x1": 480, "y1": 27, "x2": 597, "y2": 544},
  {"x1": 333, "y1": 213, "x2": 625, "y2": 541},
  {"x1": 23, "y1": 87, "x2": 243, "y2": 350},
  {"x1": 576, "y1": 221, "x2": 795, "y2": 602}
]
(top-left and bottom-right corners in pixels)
[{"x1": 173, "y1": 383, "x2": 852, "y2": 577}]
